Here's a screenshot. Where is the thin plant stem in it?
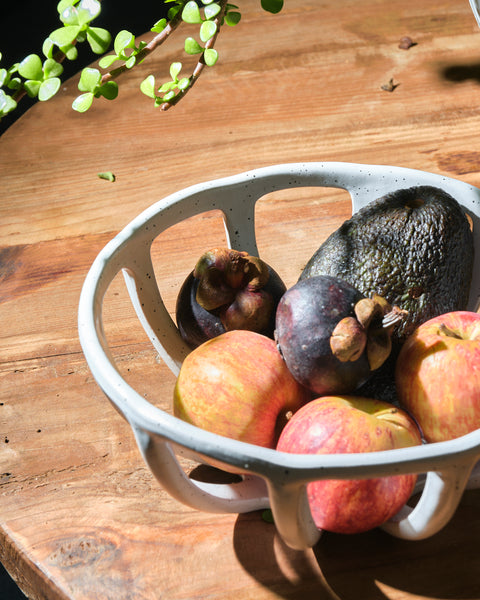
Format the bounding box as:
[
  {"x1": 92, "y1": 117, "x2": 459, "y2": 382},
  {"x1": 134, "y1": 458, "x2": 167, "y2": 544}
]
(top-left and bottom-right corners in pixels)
[
  {"x1": 101, "y1": 9, "x2": 184, "y2": 84},
  {"x1": 161, "y1": 0, "x2": 228, "y2": 110}
]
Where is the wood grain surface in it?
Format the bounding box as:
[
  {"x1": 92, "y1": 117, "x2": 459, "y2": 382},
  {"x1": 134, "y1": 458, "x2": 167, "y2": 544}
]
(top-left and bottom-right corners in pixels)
[{"x1": 1, "y1": 0, "x2": 480, "y2": 598}]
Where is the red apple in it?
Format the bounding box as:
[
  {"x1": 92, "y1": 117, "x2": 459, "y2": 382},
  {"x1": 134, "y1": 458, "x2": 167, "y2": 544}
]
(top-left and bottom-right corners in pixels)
[
  {"x1": 276, "y1": 395, "x2": 422, "y2": 534},
  {"x1": 395, "y1": 310, "x2": 480, "y2": 443},
  {"x1": 173, "y1": 330, "x2": 310, "y2": 452}
]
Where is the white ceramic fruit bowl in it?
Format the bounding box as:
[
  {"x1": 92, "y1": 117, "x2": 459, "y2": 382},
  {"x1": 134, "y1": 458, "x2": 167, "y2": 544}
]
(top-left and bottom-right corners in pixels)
[{"x1": 78, "y1": 162, "x2": 480, "y2": 550}]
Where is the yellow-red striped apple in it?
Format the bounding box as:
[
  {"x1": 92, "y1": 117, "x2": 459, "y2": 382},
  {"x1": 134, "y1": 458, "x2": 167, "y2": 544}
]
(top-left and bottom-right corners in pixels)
[
  {"x1": 173, "y1": 330, "x2": 310, "y2": 451},
  {"x1": 395, "y1": 311, "x2": 480, "y2": 442}
]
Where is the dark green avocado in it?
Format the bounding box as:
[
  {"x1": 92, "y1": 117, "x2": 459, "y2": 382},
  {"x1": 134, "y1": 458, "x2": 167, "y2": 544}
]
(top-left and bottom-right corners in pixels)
[{"x1": 300, "y1": 185, "x2": 474, "y2": 346}]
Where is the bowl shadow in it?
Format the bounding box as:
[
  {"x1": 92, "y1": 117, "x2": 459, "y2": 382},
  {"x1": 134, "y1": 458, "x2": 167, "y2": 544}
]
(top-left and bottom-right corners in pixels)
[{"x1": 233, "y1": 488, "x2": 480, "y2": 600}]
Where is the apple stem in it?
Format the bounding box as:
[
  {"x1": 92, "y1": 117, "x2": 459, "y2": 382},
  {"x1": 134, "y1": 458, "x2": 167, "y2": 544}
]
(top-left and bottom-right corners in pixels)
[{"x1": 437, "y1": 323, "x2": 463, "y2": 339}]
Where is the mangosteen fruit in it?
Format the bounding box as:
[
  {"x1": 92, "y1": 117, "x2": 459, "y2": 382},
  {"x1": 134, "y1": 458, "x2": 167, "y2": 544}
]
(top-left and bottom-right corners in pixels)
[
  {"x1": 275, "y1": 275, "x2": 405, "y2": 396},
  {"x1": 176, "y1": 248, "x2": 287, "y2": 348}
]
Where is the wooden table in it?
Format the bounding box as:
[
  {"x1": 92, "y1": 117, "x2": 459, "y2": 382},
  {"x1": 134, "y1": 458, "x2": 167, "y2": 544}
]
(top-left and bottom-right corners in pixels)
[{"x1": 1, "y1": 0, "x2": 480, "y2": 598}]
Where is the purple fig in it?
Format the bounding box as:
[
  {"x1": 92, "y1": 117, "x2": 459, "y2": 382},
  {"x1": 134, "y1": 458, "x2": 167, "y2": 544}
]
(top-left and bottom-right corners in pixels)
[
  {"x1": 275, "y1": 275, "x2": 405, "y2": 395},
  {"x1": 176, "y1": 248, "x2": 287, "y2": 348}
]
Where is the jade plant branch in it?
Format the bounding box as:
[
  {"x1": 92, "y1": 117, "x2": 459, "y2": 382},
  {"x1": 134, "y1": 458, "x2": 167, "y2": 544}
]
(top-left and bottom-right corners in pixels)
[{"x1": 0, "y1": 0, "x2": 284, "y2": 125}]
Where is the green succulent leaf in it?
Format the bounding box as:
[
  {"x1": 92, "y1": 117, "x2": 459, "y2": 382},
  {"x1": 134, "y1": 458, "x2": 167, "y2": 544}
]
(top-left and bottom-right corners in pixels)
[
  {"x1": 65, "y1": 45, "x2": 78, "y2": 60},
  {"x1": 75, "y1": 6, "x2": 97, "y2": 26},
  {"x1": 0, "y1": 89, "x2": 17, "y2": 115},
  {"x1": 261, "y1": 509, "x2": 274, "y2": 524},
  {"x1": 140, "y1": 75, "x2": 156, "y2": 99},
  {"x1": 225, "y1": 11, "x2": 241, "y2": 25},
  {"x1": 204, "y1": 48, "x2": 218, "y2": 66},
  {"x1": 182, "y1": 1, "x2": 202, "y2": 23},
  {"x1": 72, "y1": 91, "x2": 94, "y2": 112},
  {"x1": 42, "y1": 38, "x2": 55, "y2": 59},
  {"x1": 80, "y1": 0, "x2": 101, "y2": 18},
  {"x1": 158, "y1": 80, "x2": 175, "y2": 93},
  {"x1": 261, "y1": 0, "x2": 283, "y2": 13},
  {"x1": 60, "y1": 5, "x2": 80, "y2": 26},
  {"x1": 43, "y1": 58, "x2": 64, "y2": 78},
  {"x1": 86, "y1": 27, "x2": 112, "y2": 54},
  {"x1": 0, "y1": 68, "x2": 8, "y2": 87},
  {"x1": 75, "y1": 9, "x2": 92, "y2": 27},
  {"x1": 170, "y1": 61, "x2": 182, "y2": 81},
  {"x1": 98, "y1": 171, "x2": 116, "y2": 182},
  {"x1": 98, "y1": 80, "x2": 118, "y2": 100},
  {"x1": 204, "y1": 2, "x2": 221, "y2": 19},
  {"x1": 167, "y1": 4, "x2": 182, "y2": 20},
  {"x1": 98, "y1": 54, "x2": 118, "y2": 69},
  {"x1": 125, "y1": 55, "x2": 136, "y2": 69},
  {"x1": 162, "y1": 90, "x2": 176, "y2": 102},
  {"x1": 114, "y1": 30, "x2": 135, "y2": 54},
  {"x1": 60, "y1": 0, "x2": 101, "y2": 25},
  {"x1": 7, "y1": 77, "x2": 22, "y2": 91},
  {"x1": 24, "y1": 80, "x2": 41, "y2": 98},
  {"x1": 38, "y1": 77, "x2": 61, "y2": 101},
  {"x1": 57, "y1": 0, "x2": 77, "y2": 14},
  {"x1": 184, "y1": 37, "x2": 204, "y2": 54},
  {"x1": 200, "y1": 20, "x2": 217, "y2": 42},
  {"x1": 151, "y1": 18, "x2": 167, "y2": 33},
  {"x1": 178, "y1": 77, "x2": 190, "y2": 90},
  {"x1": 18, "y1": 54, "x2": 43, "y2": 80},
  {"x1": 78, "y1": 67, "x2": 101, "y2": 92},
  {"x1": 49, "y1": 25, "x2": 82, "y2": 48}
]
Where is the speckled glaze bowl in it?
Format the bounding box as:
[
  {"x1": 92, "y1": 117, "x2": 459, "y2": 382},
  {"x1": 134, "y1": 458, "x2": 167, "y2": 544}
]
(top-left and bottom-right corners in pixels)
[{"x1": 78, "y1": 163, "x2": 480, "y2": 549}]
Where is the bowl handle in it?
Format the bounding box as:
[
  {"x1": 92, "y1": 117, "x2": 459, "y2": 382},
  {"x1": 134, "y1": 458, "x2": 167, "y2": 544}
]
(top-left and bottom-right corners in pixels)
[
  {"x1": 469, "y1": 0, "x2": 480, "y2": 27},
  {"x1": 261, "y1": 458, "x2": 478, "y2": 549},
  {"x1": 381, "y1": 459, "x2": 477, "y2": 540},
  {"x1": 266, "y1": 480, "x2": 322, "y2": 550},
  {"x1": 132, "y1": 425, "x2": 271, "y2": 513}
]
